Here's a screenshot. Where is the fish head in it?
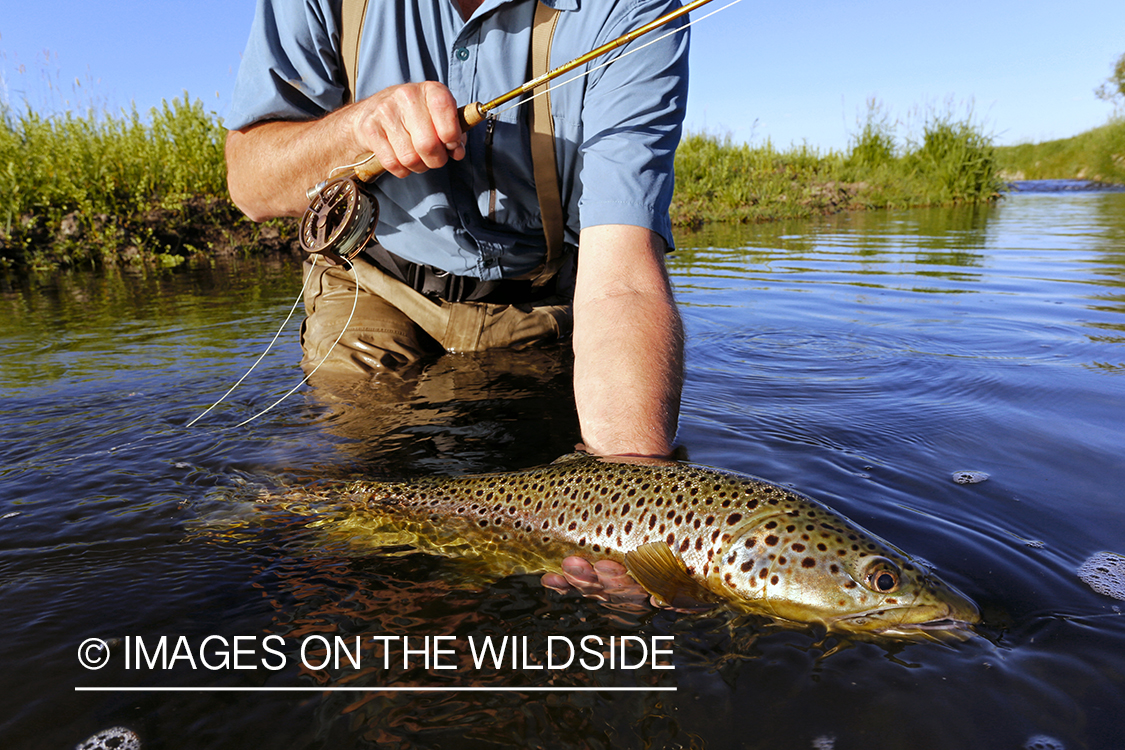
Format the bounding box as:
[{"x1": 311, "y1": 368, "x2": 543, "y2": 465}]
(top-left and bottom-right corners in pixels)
[{"x1": 713, "y1": 504, "x2": 980, "y2": 640}]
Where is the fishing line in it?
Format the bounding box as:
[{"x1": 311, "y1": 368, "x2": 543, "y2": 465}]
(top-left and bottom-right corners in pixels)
[
  {"x1": 186, "y1": 254, "x2": 360, "y2": 428},
  {"x1": 232, "y1": 259, "x2": 360, "y2": 428}
]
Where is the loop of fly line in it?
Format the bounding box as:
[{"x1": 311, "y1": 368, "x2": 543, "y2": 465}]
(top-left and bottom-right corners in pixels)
[{"x1": 186, "y1": 254, "x2": 360, "y2": 428}]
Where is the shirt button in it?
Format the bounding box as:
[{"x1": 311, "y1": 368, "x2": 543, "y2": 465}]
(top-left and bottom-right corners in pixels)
[{"x1": 455, "y1": 47, "x2": 470, "y2": 61}]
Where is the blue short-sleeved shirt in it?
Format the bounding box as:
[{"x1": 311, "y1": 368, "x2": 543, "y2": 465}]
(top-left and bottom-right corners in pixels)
[{"x1": 227, "y1": 0, "x2": 689, "y2": 280}]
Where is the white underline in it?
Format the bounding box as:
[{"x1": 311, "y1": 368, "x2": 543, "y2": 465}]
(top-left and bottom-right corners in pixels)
[{"x1": 75, "y1": 686, "x2": 676, "y2": 693}]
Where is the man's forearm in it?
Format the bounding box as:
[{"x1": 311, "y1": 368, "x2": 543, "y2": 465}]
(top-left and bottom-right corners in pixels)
[
  {"x1": 226, "y1": 115, "x2": 356, "y2": 220},
  {"x1": 573, "y1": 225, "x2": 684, "y2": 457}
]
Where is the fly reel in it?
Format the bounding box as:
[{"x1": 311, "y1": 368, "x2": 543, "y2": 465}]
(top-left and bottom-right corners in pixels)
[{"x1": 298, "y1": 176, "x2": 378, "y2": 266}]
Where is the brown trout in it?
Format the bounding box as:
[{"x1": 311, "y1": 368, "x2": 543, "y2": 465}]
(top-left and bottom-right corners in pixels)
[{"x1": 333, "y1": 453, "x2": 980, "y2": 638}]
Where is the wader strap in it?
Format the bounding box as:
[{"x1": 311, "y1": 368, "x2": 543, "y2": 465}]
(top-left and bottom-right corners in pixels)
[
  {"x1": 529, "y1": 1, "x2": 565, "y2": 287},
  {"x1": 340, "y1": 0, "x2": 370, "y2": 104}
]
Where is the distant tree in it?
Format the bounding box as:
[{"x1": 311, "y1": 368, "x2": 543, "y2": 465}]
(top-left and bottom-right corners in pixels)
[{"x1": 1095, "y1": 52, "x2": 1125, "y2": 109}]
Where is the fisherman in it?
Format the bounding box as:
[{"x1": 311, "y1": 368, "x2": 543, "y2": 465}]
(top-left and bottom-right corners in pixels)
[{"x1": 224, "y1": 0, "x2": 689, "y2": 599}]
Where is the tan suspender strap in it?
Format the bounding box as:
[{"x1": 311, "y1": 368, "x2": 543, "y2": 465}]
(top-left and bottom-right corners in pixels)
[
  {"x1": 340, "y1": 0, "x2": 370, "y2": 105},
  {"x1": 529, "y1": 1, "x2": 565, "y2": 287}
]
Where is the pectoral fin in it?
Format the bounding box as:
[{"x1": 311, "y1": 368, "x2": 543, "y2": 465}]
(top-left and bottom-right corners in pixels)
[{"x1": 625, "y1": 542, "x2": 724, "y2": 611}]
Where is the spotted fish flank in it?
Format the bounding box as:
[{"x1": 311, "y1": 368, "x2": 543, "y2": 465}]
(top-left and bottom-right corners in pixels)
[{"x1": 337, "y1": 453, "x2": 980, "y2": 638}]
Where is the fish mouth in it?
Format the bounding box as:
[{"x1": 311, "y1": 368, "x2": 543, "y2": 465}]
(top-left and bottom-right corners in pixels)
[
  {"x1": 875, "y1": 617, "x2": 977, "y2": 641},
  {"x1": 830, "y1": 601, "x2": 980, "y2": 640}
]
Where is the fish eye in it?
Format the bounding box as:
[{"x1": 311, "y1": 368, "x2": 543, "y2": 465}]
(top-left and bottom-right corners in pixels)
[{"x1": 862, "y1": 558, "x2": 901, "y2": 593}]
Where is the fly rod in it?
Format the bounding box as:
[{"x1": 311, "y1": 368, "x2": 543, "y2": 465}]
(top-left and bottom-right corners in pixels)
[{"x1": 299, "y1": 0, "x2": 721, "y2": 263}]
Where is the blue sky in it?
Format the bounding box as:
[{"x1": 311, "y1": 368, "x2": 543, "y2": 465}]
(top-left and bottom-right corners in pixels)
[{"x1": 2, "y1": 0, "x2": 1123, "y2": 152}]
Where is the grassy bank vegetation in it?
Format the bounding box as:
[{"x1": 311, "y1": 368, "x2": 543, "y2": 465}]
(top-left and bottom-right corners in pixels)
[
  {"x1": 993, "y1": 119, "x2": 1125, "y2": 183},
  {"x1": 0, "y1": 94, "x2": 294, "y2": 271},
  {"x1": 2, "y1": 96, "x2": 1003, "y2": 271},
  {"x1": 672, "y1": 103, "x2": 1004, "y2": 227}
]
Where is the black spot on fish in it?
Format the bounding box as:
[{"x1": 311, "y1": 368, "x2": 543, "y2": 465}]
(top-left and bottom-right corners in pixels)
[
  {"x1": 778, "y1": 556, "x2": 788, "y2": 566},
  {"x1": 829, "y1": 564, "x2": 839, "y2": 574},
  {"x1": 845, "y1": 581, "x2": 857, "y2": 589},
  {"x1": 695, "y1": 537, "x2": 703, "y2": 551},
  {"x1": 765, "y1": 535, "x2": 779, "y2": 546},
  {"x1": 792, "y1": 543, "x2": 806, "y2": 552},
  {"x1": 740, "y1": 561, "x2": 753, "y2": 573},
  {"x1": 770, "y1": 575, "x2": 779, "y2": 585},
  {"x1": 758, "y1": 568, "x2": 769, "y2": 579},
  {"x1": 727, "y1": 512, "x2": 743, "y2": 525},
  {"x1": 765, "y1": 520, "x2": 778, "y2": 530},
  {"x1": 568, "y1": 521, "x2": 577, "y2": 531},
  {"x1": 648, "y1": 516, "x2": 657, "y2": 530},
  {"x1": 802, "y1": 558, "x2": 816, "y2": 568},
  {"x1": 817, "y1": 543, "x2": 828, "y2": 552}
]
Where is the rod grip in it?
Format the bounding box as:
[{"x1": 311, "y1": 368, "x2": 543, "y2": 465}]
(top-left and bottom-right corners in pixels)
[{"x1": 350, "y1": 102, "x2": 485, "y2": 183}]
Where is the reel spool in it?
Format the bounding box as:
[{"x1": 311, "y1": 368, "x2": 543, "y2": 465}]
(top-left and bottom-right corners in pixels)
[{"x1": 298, "y1": 176, "x2": 379, "y2": 266}]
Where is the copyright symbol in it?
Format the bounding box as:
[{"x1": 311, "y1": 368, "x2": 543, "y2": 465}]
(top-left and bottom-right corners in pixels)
[{"x1": 78, "y1": 638, "x2": 111, "y2": 670}]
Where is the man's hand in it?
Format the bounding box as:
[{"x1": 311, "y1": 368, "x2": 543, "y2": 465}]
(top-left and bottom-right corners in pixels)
[
  {"x1": 541, "y1": 557, "x2": 655, "y2": 611},
  {"x1": 349, "y1": 82, "x2": 466, "y2": 179}
]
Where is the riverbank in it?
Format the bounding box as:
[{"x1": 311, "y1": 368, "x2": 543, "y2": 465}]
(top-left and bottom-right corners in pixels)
[
  {"x1": 2, "y1": 95, "x2": 1006, "y2": 272},
  {"x1": 994, "y1": 118, "x2": 1125, "y2": 184}
]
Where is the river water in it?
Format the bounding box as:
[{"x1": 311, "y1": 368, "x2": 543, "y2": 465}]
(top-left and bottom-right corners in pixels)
[{"x1": 2, "y1": 185, "x2": 1123, "y2": 750}]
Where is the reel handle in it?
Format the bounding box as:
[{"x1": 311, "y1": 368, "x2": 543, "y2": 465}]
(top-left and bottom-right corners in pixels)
[{"x1": 352, "y1": 102, "x2": 486, "y2": 182}]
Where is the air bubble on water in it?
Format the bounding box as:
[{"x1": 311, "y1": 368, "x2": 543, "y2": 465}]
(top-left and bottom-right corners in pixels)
[
  {"x1": 1022, "y1": 735, "x2": 1064, "y2": 750},
  {"x1": 75, "y1": 726, "x2": 141, "y2": 750},
  {"x1": 811, "y1": 735, "x2": 835, "y2": 750},
  {"x1": 952, "y1": 470, "x2": 989, "y2": 485},
  {"x1": 1077, "y1": 551, "x2": 1125, "y2": 601}
]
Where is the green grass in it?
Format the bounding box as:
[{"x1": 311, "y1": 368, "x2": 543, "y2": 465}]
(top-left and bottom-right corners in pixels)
[
  {"x1": 0, "y1": 93, "x2": 291, "y2": 271},
  {"x1": 994, "y1": 119, "x2": 1125, "y2": 183}
]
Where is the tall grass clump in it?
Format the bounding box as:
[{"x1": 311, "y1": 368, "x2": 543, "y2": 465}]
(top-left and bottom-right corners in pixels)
[
  {"x1": 0, "y1": 93, "x2": 235, "y2": 269},
  {"x1": 840, "y1": 102, "x2": 1004, "y2": 208}
]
